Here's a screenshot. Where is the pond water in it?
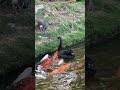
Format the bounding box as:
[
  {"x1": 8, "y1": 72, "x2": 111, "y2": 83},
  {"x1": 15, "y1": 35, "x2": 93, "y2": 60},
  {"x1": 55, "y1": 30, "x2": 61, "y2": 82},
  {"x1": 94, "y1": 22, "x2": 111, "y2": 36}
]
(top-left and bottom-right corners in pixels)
[
  {"x1": 2, "y1": 38, "x2": 119, "y2": 90},
  {"x1": 0, "y1": 43, "x2": 84, "y2": 90},
  {"x1": 35, "y1": 43, "x2": 85, "y2": 90},
  {"x1": 86, "y1": 39, "x2": 120, "y2": 90}
]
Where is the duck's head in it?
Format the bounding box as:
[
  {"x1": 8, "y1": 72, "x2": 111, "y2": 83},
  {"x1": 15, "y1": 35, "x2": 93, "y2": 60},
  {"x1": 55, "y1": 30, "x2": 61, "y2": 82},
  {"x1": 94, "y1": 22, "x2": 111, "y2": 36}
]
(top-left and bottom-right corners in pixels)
[{"x1": 58, "y1": 36, "x2": 62, "y2": 39}]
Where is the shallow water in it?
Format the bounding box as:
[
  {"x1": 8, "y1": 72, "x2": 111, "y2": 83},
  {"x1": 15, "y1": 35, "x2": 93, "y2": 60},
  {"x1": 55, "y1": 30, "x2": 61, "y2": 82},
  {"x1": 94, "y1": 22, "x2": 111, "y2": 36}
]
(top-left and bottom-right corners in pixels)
[
  {"x1": 86, "y1": 39, "x2": 120, "y2": 90},
  {"x1": 35, "y1": 43, "x2": 85, "y2": 90}
]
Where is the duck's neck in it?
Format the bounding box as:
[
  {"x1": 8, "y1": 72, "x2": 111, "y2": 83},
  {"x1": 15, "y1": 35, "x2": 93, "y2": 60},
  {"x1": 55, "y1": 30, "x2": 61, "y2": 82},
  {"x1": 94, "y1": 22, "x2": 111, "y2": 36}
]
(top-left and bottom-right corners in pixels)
[{"x1": 58, "y1": 37, "x2": 62, "y2": 52}]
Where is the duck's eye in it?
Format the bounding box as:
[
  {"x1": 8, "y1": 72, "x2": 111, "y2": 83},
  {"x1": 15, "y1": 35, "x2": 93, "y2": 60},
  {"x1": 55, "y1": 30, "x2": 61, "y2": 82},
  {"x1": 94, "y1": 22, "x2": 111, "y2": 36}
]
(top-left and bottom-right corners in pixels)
[{"x1": 40, "y1": 25, "x2": 43, "y2": 28}]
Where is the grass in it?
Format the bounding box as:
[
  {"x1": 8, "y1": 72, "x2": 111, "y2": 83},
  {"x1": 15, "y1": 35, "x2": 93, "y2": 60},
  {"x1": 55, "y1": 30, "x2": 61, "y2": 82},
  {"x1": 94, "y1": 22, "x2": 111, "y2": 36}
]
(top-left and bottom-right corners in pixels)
[
  {"x1": 36, "y1": 31, "x2": 85, "y2": 57},
  {"x1": 35, "y1": 1, "x2": 85, "y2": 57},
  {"x1": 86, "y1": 0, "x2": 120, "y2": 46}
]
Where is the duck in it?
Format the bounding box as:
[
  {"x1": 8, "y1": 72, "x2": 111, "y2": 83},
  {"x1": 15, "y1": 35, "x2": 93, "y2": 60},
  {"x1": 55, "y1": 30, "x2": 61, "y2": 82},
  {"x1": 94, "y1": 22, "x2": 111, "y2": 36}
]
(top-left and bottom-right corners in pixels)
[
  {"x1": 57, "y1": 36, "x2": 75, "y2": 59},
  {"x1": 38, "y1": 20, "x2": 49, "y2": 32},
  {"x1": 85, "y1": 56, "x2": 96, "y2": 78}
]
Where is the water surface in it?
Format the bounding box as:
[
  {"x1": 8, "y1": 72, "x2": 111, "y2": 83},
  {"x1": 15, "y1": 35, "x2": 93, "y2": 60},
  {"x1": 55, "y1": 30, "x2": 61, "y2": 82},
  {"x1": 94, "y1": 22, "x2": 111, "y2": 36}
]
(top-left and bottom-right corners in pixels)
[
  {"x1": 86, "y1": 39, "x2": 120, "y2": 90},
  {"x1": 35, "y1": 43, "x2": 85, "y2": 90}
]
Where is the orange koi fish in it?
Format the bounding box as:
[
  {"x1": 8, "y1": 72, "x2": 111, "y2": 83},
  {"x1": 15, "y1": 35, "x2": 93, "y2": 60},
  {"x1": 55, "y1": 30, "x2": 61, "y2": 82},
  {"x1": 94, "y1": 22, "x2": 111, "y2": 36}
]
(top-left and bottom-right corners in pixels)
[
  {"x1": 50, "y1": 63, "x2": 71, "y2": 75},
  {"x1": 41, "y1": 58, "x2": 53, "y2": 69},
  {"x1": 53, "y1": 51, "x2": 58, "y2": 60},
  {"x1": 41, "y1": 51, "x2": 59, "y2": 69}
]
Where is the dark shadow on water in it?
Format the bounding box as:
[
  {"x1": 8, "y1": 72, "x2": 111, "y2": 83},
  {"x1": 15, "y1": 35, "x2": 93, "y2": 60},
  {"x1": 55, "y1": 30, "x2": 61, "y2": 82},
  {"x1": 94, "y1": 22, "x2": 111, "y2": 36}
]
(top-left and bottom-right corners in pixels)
[{"x1": 86, "y1": 38, "x2": 120, "y2": 90}]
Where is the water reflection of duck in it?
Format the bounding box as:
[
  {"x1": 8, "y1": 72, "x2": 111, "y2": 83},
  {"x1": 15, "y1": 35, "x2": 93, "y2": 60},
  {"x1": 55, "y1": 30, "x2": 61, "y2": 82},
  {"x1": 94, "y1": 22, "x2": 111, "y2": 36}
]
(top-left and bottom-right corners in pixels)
[
  {"x1": 85, "y1": 56, "x2": 96, "y2": 78},
  {"x1": 57, "y1": 37, "x2": 75, "y2": 59}
]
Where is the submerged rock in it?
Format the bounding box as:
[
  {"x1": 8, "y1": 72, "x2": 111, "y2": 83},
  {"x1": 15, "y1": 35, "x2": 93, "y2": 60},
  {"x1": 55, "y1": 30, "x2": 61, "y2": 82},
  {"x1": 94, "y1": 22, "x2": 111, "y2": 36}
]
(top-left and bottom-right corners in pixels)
[{"x1": 49, "y1": 72, "x2": 79, "y2": 90}]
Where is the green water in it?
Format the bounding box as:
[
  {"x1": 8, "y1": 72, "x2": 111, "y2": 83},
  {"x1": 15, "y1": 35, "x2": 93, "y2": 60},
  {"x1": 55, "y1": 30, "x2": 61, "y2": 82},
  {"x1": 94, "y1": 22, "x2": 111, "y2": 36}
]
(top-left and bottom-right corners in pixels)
[
  {"x1": 86, "y1": 39, "x2": 120, "y2": 90},
  {"x1": 35, "y1": 43, "x2": 85, "y2": 90}
]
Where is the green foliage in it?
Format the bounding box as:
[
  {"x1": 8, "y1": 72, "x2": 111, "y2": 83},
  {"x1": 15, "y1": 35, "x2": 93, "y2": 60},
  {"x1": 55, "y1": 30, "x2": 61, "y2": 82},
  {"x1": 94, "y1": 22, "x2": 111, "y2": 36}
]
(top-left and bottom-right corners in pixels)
[
  {"x1": 86, "y1": 0, "x2": 120, "y2": 46},
  {"x1": 35, "y1": 0, "x2": 43, "y2": 4},
  {"x1": 35, "y1": 1, "x2": 85, "y2": 57},
  {"x1": 35, "y1": 31, "x2": 85, "y2": 57},
  {"x1": 36, "y1": 9, "x2": 45, "y2": 15}
]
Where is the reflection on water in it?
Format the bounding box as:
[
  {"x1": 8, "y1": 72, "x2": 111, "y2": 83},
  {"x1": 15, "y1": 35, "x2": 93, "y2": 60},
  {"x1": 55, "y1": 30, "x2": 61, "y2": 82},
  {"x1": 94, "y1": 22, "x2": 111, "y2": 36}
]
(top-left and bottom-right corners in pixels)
[
  {"x1": 86, "y1": 39, "x2": 120, "y2": 90},
  {"x1": 35, "y1": 43, "x2": 85, "y2": 90}
]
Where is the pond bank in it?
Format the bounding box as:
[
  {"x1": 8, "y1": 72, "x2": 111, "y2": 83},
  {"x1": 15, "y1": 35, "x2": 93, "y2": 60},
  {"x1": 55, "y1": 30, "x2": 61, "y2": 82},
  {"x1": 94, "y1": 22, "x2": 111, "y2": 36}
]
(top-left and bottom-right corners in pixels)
[
  {"x1": 35, "y1": 31, "x2": 85, "y2": 57},
  {"x1": 35, "y1": 41, "x2": 85, "y2": 64}
]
